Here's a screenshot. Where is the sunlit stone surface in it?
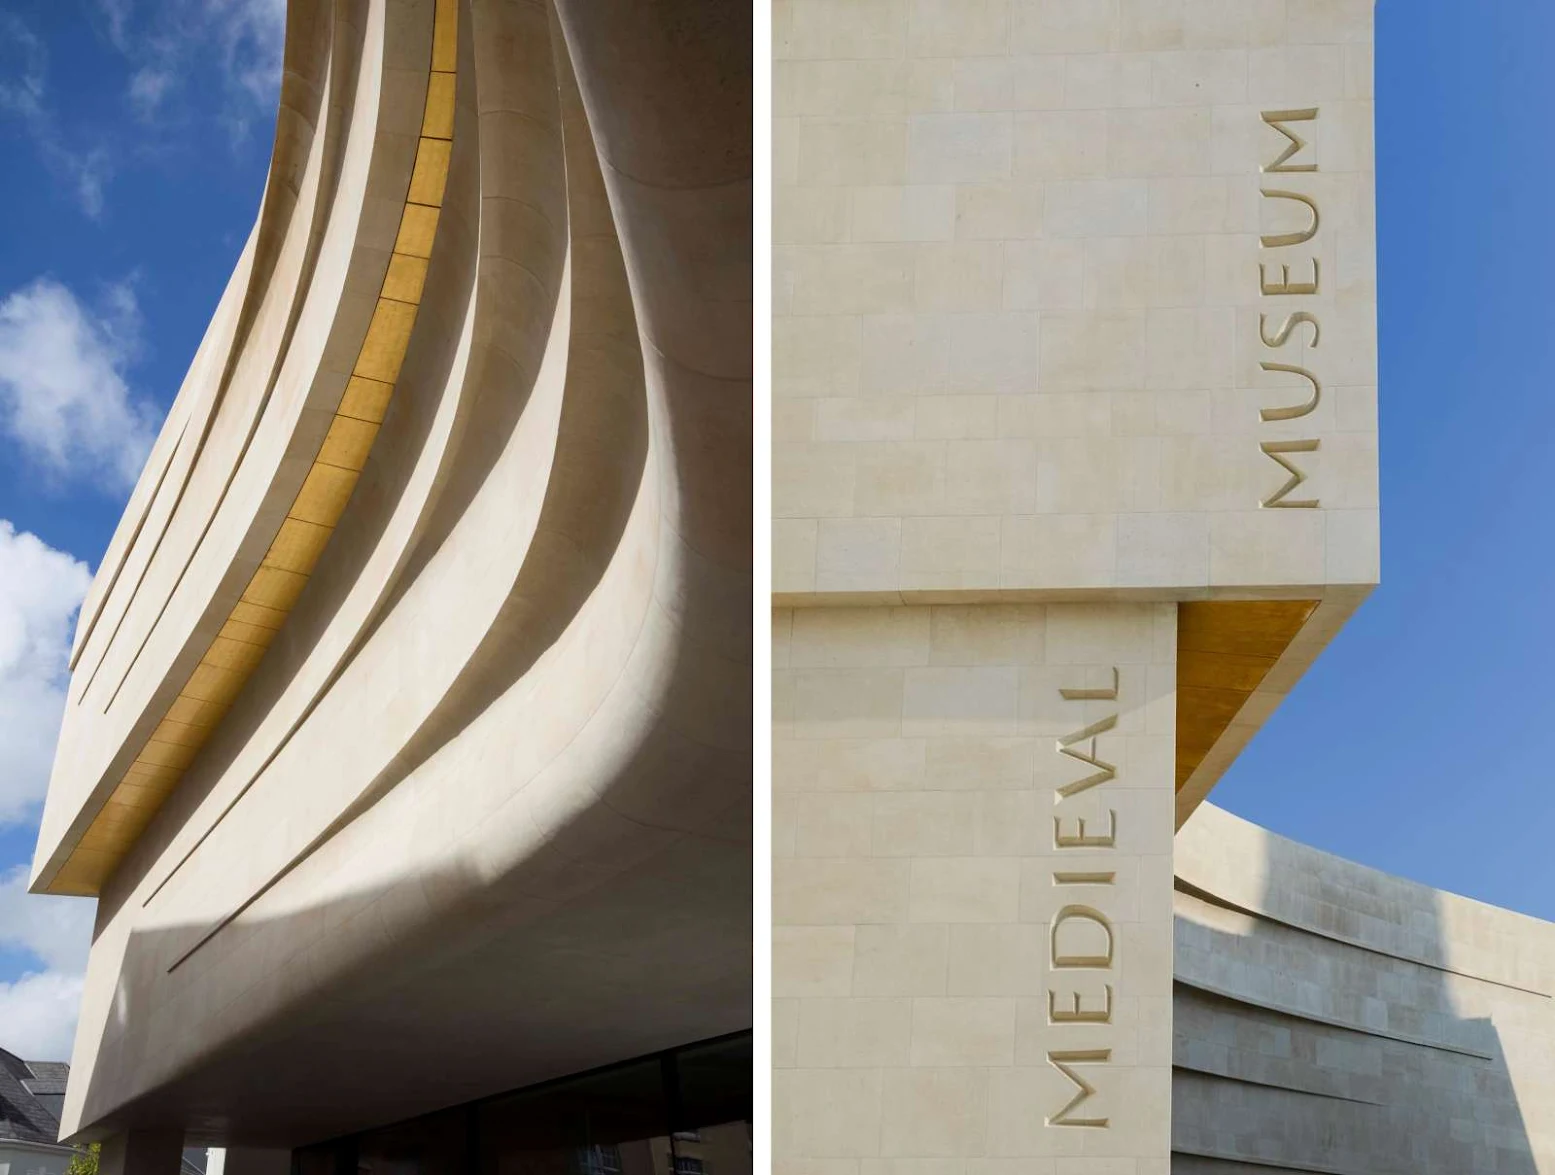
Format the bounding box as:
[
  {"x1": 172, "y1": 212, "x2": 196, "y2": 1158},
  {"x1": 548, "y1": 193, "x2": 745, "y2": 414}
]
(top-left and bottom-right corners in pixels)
[
  {"x1": 32, "y1": 0, "x2": 752, "y2": 1156},
  {"x1": 772, "y1": 0, "x2": 1401, "y2": 1170}
]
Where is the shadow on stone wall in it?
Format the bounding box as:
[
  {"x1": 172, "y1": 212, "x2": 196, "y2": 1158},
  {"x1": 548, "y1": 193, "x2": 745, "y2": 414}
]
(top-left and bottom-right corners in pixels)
[
  {"x1": 73, "y1": 829, "x2": 750, "y2": 1151},
  {"x1": 1169, "y1": 804, "x2": 1546, "y2": 1174}
]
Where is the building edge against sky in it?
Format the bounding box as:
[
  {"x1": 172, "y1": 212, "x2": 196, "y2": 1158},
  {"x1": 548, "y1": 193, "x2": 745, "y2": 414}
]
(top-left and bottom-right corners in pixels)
[
  {"x1": 774, "y1": 0, "x2": 1555, "y2": 1168},
  {"x1": 29, "y1": 0, "x2": 753, "y2": 1166},
  {"x1": 770, "y1": 1, "x2": 1555, "y2": 1171},
  {"x1": 22, "y1": 1, "x2": 1555, "y2": 1173}
]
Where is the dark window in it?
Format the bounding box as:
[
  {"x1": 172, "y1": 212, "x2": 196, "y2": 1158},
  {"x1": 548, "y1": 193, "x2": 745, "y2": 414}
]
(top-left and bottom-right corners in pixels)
[
  {"x1": 573, "y1": 1145, "x2": 622, "y2": 1175},
  {"x1": 294, "y1": 1034, "x2": 751, "y2": 1175}
]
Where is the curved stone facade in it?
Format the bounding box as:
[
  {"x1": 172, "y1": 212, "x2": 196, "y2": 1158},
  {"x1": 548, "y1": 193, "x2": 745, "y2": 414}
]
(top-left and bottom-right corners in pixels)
[
  {"x1": 32, "y1": 0, "x2": 751, "y2": 1148},
  {"x1": 1173, "y1": 804, "x2": 1555, "y2": 1173}
]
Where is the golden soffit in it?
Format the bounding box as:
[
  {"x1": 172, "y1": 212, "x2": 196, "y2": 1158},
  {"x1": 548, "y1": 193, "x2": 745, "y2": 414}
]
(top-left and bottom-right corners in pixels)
[
  {"x1": 1174, "y1": 598, "x2": 1318, "y2": 794},
  {"x1": 47, "y1": 0, "x2": 460, "y2": 896}
]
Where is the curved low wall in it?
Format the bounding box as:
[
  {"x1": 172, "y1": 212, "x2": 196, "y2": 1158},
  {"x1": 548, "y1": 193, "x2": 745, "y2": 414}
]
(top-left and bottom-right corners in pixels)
[{"x1": 1173, "y1": 803, "x2": 1555, "y2": 1173}]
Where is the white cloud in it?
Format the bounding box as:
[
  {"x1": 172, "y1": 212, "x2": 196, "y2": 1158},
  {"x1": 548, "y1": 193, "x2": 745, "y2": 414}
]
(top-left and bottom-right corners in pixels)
[
  {"x1": 0, "y1": 866, "x2": 93, "y2": 974},
  {"x1": 206, "y1": 0, "x2": 286, "y2": 107},
  {"x1": 0, "y1": 860, "x2": 93, "y2": 1060},
  {"x1": 0, "y1": 970, "x2": 86, "y2": 1061},
  {"x1": 100, "y1": 0, "x2": 284, "y2": 140},
  {"x1": 0, "y1": 16, "x2": 46, "y2": 123},
  {"x1": 128, "y1": 65, "x2": 174, "y2": 118},
  {"x1": 0, "y1": 15, "x2": 115, "y2": 219},
  {"x1": 0, "y1": 523, "x2": 92, "y2": 827},
  {"x1": 2, "y1": 0, "x2": 284, "y2": 210},
  {"x1": 65, "y1": 148, "x2": 113, "y2": 220},
  {"x1": 0, "y1": 534, "x2": 94, "y2": 1063},
  {"x1": 99, "y1": 0, "x2": 135, "y2": 53},
  {"x1": 0, "y1": 278, "x2": 159, "y2": 494}
]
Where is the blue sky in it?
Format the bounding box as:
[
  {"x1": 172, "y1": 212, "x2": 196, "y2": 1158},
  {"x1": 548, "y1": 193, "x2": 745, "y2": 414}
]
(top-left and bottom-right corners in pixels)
[
  {"x1": 0, "y1": 0, "x2": 278, "y2": 1057},
  {"x1": 0, "y1": 0, "x2": 1552, "y2": 1062},
  {"x1": 1215, "y1": 0, "x2": 1555, "y2": 923}
]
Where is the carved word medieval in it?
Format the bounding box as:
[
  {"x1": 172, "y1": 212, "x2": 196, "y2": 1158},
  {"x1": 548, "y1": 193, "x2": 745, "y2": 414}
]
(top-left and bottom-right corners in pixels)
[
  {"x1": 1257, "y1": 108, "x2": 1323, "y2": 509},
  {"x1": 1045, "y1": 667, "x2": 1124, "y2": 1129}
]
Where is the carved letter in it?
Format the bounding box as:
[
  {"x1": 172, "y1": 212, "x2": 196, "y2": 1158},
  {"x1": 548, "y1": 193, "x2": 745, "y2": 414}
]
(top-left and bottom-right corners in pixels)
[
  {"x1": 1050, "y1": 984, "x2": 1114, "y2": 1025},
  {"x1": 1260, "y1": 438, "x2": 1321, "y2": 509},
  {"x1": 1055, "y1": 811, "x2": 1117, "y2": 849},
  {"x1": 1260, "y1": 188, "x2": 1320, "y2": 248},
  {"x1": 1261, "y1": 108, "x2": 1318, "y2": 173},
  {"x1": 1260, "y1": 259, "x2": 1320, "y2": 296},
  {"x1": 1051, "y1": 905, "x2": 1115, "y2": 969},
  {"x1": 1059, "y1": 667, "x2": 1119, "y2": 702},
  {"x1": 1046, "y1": 1050, "x2": 1111, "y2": 1128},
  {"x1": 1053, "y1": 872, "x2": 1116, "y2": 886},
  {"x1": 1259, "y1": 361, "x2": 1321, "y2": 422},
  {"x1": 1056, "y1": 715, "x2": 1117, "y2": 800},
  {"x1": 1260, "y1": 310, "x2": 1320, "y2": 349}
]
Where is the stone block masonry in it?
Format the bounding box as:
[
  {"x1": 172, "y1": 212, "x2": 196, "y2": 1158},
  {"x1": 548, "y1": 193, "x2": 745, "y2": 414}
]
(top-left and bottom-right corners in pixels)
[{"x1": 774, "y1": 603, "x2": 1177, "y2": 1170}]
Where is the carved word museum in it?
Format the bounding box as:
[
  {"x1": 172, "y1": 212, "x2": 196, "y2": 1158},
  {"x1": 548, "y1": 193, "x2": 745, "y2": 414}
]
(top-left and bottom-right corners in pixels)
[
  {"x1": 26, "y1": 3, "x2": 1555, "y2": 1175},
  {"x1": 776, "y1": 1, "x2": 1554, "y2": 1172}
]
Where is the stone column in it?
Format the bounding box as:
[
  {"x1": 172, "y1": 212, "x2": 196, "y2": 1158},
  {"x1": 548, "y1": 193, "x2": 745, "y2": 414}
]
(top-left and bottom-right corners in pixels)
[
  {"x1": 98, "y1": 1130, "x2": 183, "y2": 1175},
  {"x1": 774, "y1": 602, "x2": 1177, "y2": 1168}
]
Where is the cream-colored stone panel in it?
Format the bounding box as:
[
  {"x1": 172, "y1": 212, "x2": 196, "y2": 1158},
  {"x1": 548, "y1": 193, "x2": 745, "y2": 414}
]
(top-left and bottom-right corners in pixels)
[
  {"x1": 47, "y1": 0, "x2": 752, "y2": 1146},
  {"x1": 955, "y1": 182, "x2": 1044, "y2": 239},
  {"x1": 855, "y1": 184, "x2": 957, "y2": 243},
  {"x1": 1004, "y1": 240, "x2": 1085, "y2": 310},
  {"x1": 801, "y1": 120, "x2": 908, "y2": 187},
  {"x1": 776, "y1": 604, "x2": 1177, "y2": 1166},
  {"x1": 1175, "y1": 803, "x2": 1555, "y2": 1170},
  {"x1": 908, "y1": 113, "x2": 1014, "y2": 183},
  {"x1": 774, "y1": 0, "x2": 1378, "y2": 631},
  {"x1": 36, "y1": 0, "x2": 455, "y2": 894},
  {"x1": 916, "y1": 395, "x2": 1000, "y2": 439}
]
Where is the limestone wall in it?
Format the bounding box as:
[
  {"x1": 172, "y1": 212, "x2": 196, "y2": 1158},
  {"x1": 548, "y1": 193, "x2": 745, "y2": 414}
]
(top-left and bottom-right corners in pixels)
[
  {"x1": 1173, "y1": 804, "x2": 1555, "y2": 1173},
  {"x1": 772, "y1": 3, "x2": 1384, "y2": 1170},
  {"x1": 40, "y1": 0, "x2": 751, "y2": 1146},
  {"x1": 774, "y1": 0, "x2": 1378, "y2": 601},
  {"x1": 774, "y1": 602, "x2": 1179, "y2": 1171}
]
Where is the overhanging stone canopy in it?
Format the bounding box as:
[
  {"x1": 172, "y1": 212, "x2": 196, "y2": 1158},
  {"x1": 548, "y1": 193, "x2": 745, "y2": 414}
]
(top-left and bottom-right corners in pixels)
[
  {"x1": 44, "y1": 0, "x2": 463, "y2": 898},
  {"x1": 34, "y1": 0, "x2": 752, "y2": 1147}
]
